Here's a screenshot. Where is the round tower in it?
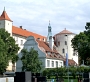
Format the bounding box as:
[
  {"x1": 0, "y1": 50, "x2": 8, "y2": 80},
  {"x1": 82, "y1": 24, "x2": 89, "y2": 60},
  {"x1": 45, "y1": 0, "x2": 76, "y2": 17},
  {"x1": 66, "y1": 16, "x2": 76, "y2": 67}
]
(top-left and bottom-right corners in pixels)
[{"x1": 54, "y1": 28, "x2": 78, "y2": 64}]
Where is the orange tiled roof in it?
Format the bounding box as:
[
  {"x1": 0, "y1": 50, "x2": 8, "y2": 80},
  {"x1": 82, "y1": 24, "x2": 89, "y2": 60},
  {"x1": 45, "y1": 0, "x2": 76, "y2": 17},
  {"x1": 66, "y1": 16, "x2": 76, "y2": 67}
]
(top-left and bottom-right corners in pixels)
[
  {"x1": 0, "y1": 10, "x2": 12, "y2": 21},
  {"x1": 37, "y1": 39, "x2": 53, "y2": 52},
  {"x1": 12, "y1": 26, "x2": 46, "y2": 41},
  {"x1": 36, "y1": 39, "x2": 65, "y2": 60},
  {"x1": 55, "y1": 28, "x2": 73, "y2": 36},
  {"x1": 64, "y1": 59, "x2": 77, "y2": 66}
]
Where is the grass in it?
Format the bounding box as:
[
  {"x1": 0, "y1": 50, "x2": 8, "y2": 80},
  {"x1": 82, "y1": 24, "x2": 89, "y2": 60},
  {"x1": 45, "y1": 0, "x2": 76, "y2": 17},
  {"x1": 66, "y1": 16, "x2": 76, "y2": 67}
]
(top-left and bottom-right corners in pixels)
[
  {"x1": 64, "y1": 79, "x2": 78, "y2": 82},
  {"x1": 47, "y1": 79, "x2": 78, "y2": 82}
]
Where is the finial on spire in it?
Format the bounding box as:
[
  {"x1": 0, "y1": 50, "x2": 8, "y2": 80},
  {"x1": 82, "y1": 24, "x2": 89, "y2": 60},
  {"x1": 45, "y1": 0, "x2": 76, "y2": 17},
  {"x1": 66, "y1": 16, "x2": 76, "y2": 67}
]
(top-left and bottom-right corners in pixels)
[{"x1": 4, "y1": 6, "x2": 5, "y2": 11}]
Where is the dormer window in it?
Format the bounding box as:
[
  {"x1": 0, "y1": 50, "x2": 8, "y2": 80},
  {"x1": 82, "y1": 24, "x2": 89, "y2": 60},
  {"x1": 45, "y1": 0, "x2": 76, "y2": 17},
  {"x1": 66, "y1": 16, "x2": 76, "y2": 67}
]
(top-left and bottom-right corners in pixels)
[
  {"x1": 47, "y1": 52, "x2": 51, "y2": 55},
  {"x1": 37, "y1": 38, "x2": 40, "y2": 40}
]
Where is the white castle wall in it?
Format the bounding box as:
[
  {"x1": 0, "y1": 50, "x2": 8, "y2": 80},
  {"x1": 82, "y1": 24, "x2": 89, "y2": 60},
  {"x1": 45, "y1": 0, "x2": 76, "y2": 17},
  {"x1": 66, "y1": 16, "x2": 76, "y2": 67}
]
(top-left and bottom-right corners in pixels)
[{"x1": 55, "y1": 33, "x2": 78, "y2": 64}]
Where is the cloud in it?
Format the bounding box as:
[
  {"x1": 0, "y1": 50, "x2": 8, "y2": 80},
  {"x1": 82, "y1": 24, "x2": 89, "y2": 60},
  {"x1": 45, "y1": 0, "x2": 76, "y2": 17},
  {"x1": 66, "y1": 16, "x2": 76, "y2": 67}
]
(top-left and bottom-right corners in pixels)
[{"x1": 0, "y1": 0, "x2": 90, "y2": 36}]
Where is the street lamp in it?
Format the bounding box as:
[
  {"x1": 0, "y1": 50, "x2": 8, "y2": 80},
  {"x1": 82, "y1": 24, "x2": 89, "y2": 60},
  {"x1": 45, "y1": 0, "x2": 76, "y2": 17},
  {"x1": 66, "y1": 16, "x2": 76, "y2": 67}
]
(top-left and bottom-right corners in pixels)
[
  {"x1": 65, "y1": 34, "x2": 69, "y2": 82},
  {"x1": 56, "y1": 61, "x2": 59, "y2": 82}
]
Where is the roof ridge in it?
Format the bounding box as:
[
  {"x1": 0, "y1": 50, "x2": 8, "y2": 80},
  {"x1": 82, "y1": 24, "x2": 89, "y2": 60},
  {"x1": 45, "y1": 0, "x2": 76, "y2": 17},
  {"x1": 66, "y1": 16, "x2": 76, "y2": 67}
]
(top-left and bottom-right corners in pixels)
[{"x1": 13, "y1": 25, "x2": 46, "y2": 38}]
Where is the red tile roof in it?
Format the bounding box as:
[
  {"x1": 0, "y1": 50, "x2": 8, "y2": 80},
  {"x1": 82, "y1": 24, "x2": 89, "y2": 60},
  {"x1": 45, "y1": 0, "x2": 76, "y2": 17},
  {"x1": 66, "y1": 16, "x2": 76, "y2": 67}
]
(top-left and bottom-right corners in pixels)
[
  {"x1": 36, "y1": 39, "x2": 65, "y2": 60},
  {"x1": 12, "y1": 26, "x2": 46, "y2": 41},
  {"x1": 64, "y1": 59, "x2": 77, "y2": 66},
  {"x1": 0, "y1": 10, "x2": 12, "y2": 21},
  {"x1": 54, "y1": 28, "x2": 73, "y2": 36}
]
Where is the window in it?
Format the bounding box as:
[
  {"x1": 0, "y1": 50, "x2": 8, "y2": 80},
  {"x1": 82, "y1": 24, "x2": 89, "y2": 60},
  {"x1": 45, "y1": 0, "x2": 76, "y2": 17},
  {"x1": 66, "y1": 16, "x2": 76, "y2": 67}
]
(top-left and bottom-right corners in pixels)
[
  {"x1": 37, "y1": 38, "x2": 40, "y2": 40},
  {"x1": 65, "y1": 41, "x2": 67, "y2": 45},
  {"x1": 49, "y1": 28, "x2": 51, "y2": 32},
  {"x1": 58, "y1": 41, "x2": 60, "y2": 46},
  {"x1": 56, "y1": 61, "x2": 58, "y2": 67},
  {"x1": 60, "y1": 62, "x2": 62, "y2": 66},
  {"x1": 16, "y1": 37, "x2": 18, "y2": 43},
  {"x1": 47, "y1": 60, "x2": 50, "y2": 67},
  {"x1": 52, "y1": 61, "x2": 54, "y2": 67},
  {"x1": 62, "y1": 48, "x2": 65, "y2": 53},
  {"x1": 21, "y1": 40, "x2": 23, "y2": 45}
]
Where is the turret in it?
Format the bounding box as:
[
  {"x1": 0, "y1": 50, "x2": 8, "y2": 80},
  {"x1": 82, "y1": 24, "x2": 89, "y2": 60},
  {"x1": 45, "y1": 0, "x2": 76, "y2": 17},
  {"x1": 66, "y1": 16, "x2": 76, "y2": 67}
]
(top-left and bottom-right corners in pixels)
[{"x1": 0, "y1": 7, "x2": 13, "y2": 36}]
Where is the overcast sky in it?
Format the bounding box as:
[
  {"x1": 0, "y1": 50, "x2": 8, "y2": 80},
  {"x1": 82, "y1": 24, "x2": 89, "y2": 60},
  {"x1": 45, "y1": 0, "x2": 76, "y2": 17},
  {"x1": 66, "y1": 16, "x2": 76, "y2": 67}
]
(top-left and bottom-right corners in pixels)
[{"x1": 0, "y1": 0, "x2": 90, "y2": 36}]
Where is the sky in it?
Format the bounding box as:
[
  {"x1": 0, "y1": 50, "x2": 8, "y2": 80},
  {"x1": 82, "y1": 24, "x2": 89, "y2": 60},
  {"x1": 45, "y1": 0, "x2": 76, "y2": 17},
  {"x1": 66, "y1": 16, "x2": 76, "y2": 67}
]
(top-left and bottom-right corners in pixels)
[{"x1": 0, "y1": 0, "x2": 90, "y2": 36}]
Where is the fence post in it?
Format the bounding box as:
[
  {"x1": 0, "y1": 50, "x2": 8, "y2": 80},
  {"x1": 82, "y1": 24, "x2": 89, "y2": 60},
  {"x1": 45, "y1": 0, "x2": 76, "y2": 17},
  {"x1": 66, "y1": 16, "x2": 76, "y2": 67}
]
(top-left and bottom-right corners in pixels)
[{"x1": 6, "y1": 78, "x2": 8, "y2": 82}]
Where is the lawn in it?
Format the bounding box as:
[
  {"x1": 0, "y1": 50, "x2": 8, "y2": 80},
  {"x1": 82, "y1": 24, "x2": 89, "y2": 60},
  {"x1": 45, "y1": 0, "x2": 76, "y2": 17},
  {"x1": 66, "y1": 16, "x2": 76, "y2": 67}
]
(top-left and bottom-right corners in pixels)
[
  {"x1": 64, "y1": 79, "x2": 78, "y2": 82},
  {"x1": 47, "y1": 79, "x2": 78, "y2": 82}
]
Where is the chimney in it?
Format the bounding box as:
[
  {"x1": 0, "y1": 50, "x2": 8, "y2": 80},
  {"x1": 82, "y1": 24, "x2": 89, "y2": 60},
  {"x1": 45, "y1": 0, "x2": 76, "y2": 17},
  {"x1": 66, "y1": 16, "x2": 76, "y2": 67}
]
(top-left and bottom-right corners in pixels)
[{"x1": 20, "y1": 26, "x2": 22, "y2": 29}]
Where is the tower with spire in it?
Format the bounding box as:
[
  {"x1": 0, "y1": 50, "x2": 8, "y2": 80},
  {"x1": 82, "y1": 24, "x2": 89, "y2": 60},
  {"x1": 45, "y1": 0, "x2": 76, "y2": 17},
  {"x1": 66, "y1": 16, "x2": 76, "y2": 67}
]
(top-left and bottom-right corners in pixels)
[
  {"x1": 47, "y1": 21, "x2": 53, "y2": 50},
  {"x1": 47, "y1": 21, "x2": 52, "y2": 42},
  {"x1": 0, "y1": 7, "x2": 13, "y2": 35}
]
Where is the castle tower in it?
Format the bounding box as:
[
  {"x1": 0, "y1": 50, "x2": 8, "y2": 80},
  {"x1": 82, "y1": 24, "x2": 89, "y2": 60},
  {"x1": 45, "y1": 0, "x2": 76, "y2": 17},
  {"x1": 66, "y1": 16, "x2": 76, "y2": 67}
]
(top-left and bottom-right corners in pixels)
[
  {"x1": 47, "y1": 21, "x2": 53, "y2": 50},
  {"x1": 0, "y1": 7, "x2": 13, "y2": 36},
  {"x1": 54, "y1": 28, "x2": 78, "y2": 64}
]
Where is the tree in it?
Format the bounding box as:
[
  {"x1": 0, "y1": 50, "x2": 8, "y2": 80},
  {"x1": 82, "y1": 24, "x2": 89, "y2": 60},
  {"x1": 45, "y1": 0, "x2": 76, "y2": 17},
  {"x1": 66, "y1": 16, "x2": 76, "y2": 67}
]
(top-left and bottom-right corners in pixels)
[
  {"x1": 0, "y1": 28, "x2": 20, "y2": 74},
  {"x1": 71, "y1": 23, "x2": 90, "y2": 65},
  {"x1": 21, "y1": 48, "x2": 42, "y2": 73}
]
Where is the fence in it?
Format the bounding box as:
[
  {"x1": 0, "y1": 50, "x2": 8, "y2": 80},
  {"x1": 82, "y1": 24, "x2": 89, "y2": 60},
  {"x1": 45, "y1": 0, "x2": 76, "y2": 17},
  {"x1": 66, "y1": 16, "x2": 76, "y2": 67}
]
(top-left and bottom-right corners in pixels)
[{"x1": 0, "y1": 77, "x2": 14, "y2": 82}]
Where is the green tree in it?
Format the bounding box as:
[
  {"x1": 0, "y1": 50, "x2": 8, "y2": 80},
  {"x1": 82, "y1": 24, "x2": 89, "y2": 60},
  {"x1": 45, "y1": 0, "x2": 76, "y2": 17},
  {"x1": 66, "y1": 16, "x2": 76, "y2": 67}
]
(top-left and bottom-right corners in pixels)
[
  {"x1": 71, "y1": 32, "x2": 88, "y2": 65},
  {"x1": 0, "y1": 28, "x2": 20, "y2": 74},
  {"x1": 21, "y1": 48, "x2": 42, "y2": 73},
  {"x1": 72, "y1": 23, "x2": 90, "y2": 65}
]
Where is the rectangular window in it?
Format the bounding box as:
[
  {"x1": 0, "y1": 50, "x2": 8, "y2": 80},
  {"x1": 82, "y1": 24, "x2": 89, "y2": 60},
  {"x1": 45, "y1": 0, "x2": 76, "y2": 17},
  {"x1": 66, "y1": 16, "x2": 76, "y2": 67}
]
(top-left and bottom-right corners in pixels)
[
  {"x1": 16, "y1": 37, "x2": 18, "y2": 43},
  {"x1": 47, "y1": 60, "x2": 50, "y2": 67},
  {"x1": 21, "y1": 40, "x2": 23, "y2": 45},
  {"x1": 62, "y1": 48, "x2": 65, "y2": 53},
  {"x1": 60, "y1": 62, "x2": 62, "y2": 66},
  {"x1": 58, "y1": 41, "x2": 60, "y2": 46},
  {"x1": 52, "y1": 61, "x2": 54, "y2": 67},
  {"x1": 65, "y1": 41, "x2": 67, "y2": 45}
]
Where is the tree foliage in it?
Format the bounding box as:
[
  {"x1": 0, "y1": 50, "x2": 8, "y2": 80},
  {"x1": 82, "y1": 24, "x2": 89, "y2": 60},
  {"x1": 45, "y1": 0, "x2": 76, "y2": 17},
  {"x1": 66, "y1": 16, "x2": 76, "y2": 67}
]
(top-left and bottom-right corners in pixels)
[
  {"x1": 71, "y1": 23, "x2": 90, "y2": 65},
  {"x1": 21, "y1": 48, "x2": 42, "y2": 73},
  {"x1": 0, "y1": 28, "x2": 20, "y2": 74}
]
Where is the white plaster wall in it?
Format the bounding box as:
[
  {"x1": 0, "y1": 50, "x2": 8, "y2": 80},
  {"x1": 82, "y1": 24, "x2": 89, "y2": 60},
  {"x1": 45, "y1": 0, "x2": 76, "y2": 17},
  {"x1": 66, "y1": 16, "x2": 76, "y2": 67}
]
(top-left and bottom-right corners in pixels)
[
  {"x1": 12, "y1": 34, "x2": 27, "y2": 71},
  {"x1": 5, "y1": 20, "x2": 12, "y2": 36},
  {"x1": 0, "y1": 20, "x2": 12, "y2": 35},
  {"x1": 55, "y1": 33, "x2": 78, "y2": 64},
  {"x1": 46, "y1": 58, "x2": 63, "y2": 68},
  {"x1": 73, "y1": 55, "x2": 78, "y2": 65},
  {"x1": 56, "y1": 34, "x2": 74, "y2": 59}
]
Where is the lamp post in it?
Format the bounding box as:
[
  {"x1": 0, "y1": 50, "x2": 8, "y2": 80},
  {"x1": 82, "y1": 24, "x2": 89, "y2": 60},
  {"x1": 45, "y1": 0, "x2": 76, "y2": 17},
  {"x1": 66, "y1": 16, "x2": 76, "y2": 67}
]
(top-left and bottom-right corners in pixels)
[
  {"x1": 65, "y1": 34, "x2": 69, "y2": 82},
  {"x1": 56, "y1": 62, "x2": 59, "y2": 82}
]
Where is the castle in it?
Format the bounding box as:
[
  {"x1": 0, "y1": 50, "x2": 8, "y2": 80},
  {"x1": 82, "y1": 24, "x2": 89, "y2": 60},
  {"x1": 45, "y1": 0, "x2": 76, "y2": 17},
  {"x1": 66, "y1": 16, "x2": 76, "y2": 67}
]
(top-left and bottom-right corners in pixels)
[{"x1": 0, "y1": 8, "x2": 78, "y2": 72}]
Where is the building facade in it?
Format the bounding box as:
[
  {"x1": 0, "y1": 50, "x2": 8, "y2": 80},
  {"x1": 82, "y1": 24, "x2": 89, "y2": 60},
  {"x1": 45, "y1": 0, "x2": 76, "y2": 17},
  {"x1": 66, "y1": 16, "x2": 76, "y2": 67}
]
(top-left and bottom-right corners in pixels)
[{"x1": 0, "y1": 9, "x2": 65, "y2": 72}]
